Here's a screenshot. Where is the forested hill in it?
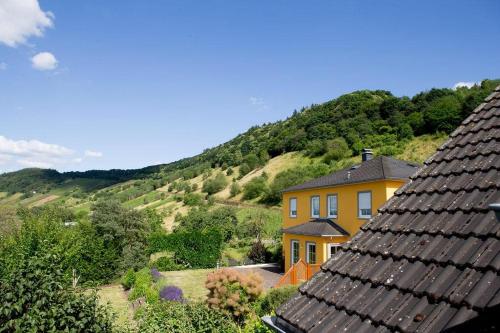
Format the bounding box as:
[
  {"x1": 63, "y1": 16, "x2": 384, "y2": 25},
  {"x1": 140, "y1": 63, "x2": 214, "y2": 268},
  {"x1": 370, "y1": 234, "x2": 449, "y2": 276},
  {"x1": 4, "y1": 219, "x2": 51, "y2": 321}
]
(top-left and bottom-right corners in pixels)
[{"x1": 1, "y1": 79, "x2": 498, "y2": 195}]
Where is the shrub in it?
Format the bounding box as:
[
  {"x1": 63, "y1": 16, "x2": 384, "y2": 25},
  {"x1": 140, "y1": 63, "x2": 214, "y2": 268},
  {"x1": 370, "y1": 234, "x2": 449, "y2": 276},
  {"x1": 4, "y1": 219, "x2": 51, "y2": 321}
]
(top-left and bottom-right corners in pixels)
[
  {"x1": 150, "y1": 256, "x2": 184, "y2": 271},
  {"x1": 183, "y1": 192, "x2": 204, "y2": 206},
  {"x1": 137, "y1": 301, "x2": 237, "y2": 333},
  {"x1": 242, "y1": 176, "x2": 268, "y2": 200},
  {"x1": 159, "y1": 285, "x2": 184, "y2": 302},
  {"x1": 128, "y1": 268, "x2": 154, "y2": 301},
  {"x1": 151, "y1": 267, "x2": 162, "y2": 281},
  {"x1": 247, "y1": 240, "x2": 268, "y2": 264},
  {"x1": 202, "y1": 173, "x2": 228, "y2": 195},
  {"x1": 121, "y1": 268, "x2": 136, "y2": 290},
  {"x1": 0, "y1": 253, "x2": 114, "y2": 332},
  {"x1": 255, "y1": 285, "x2": 297, "y2": 316},
  {"x1": 206, "y1": 268, "x2": 263, "y2": 321},
  {"x1": 323, "y1": 137, "x2": 352, "y2": 163},
  {"x1": 229, "y1": 181, "x2": 241, "y2": 197},
  {"x1": 239, "y1": 163, "x2": 251, "y2": 178},
  {"x1": 226, "y1": 167, "x2": 234, "y2": 176}
]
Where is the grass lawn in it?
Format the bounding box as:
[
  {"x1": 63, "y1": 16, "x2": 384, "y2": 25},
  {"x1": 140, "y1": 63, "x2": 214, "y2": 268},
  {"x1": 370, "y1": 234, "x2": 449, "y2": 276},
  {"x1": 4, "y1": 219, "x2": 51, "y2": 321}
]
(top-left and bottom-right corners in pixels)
[
  {"x1": 97, "y1": 285, "x2": 134, "y2": 328},
  {"x1": 160, "y1": 269, "x2": 213, "y2": 301}
]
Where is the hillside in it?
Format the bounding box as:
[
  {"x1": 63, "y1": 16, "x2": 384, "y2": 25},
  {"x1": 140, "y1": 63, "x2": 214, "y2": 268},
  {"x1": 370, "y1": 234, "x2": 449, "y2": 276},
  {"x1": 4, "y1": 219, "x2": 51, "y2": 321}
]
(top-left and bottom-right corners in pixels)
[{"x1": 0, "y1": 80, "x2": 498, "y2": 219}]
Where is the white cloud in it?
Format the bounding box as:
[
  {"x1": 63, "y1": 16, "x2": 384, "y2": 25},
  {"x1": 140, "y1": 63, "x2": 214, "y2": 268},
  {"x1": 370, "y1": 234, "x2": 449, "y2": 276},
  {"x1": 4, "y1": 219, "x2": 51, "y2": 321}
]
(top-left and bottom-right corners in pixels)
[
  {"x1": 31, "y1": 52, "x2": 58, "y2": 70},
  {"x1": 0, "y1": 0, "x2": 54, "y2": 47},
  {"x1": 0, "y1": 135, "x2": 73, "y2": 157},
  {"x1": 453, "y1": 81, "x2": 478, "y2": 90},
  {"x1": 0, "y1": 135, "x2": 76, "y2": 169},
  {"x1": 0, "y1": 62, "x2": 7, "y2": 70},
  {"x1": 17, "y1": 159, "x2": 53, "y2": 168},
  {"x1": 249, "y1": 96, "x2": 270, "y2": 112},
  {"x1": 84, "y1": 150, "x2": 103, "y2": 158}
]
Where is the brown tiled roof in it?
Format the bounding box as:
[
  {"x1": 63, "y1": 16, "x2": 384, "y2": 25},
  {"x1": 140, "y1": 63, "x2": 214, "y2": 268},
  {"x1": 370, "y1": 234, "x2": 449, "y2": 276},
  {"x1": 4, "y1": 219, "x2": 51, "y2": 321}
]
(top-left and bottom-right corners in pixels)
[
  {"x1": 283, "y1": 156, "x2": 418, "y2": 193},
  {"x1": 275, "y1": 86, "x2": 500, "y2": 332},
  {"x1": 282, "y1": 218, "x2": 350, "y2": 237}
]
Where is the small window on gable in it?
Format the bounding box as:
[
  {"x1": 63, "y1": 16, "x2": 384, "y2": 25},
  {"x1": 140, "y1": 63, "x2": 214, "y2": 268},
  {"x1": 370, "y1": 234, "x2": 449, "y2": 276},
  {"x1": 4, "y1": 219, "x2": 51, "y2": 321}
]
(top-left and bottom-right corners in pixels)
[
  {"x1": 327, "y1": 195, "x2": 338, "y2": 218},
  {"x1": 358, "y1": 191, "x2": 372, "y2": 218},
  {"x1": 289, "y1": 198, "x2": 297, "y2": 217},
  {"x1": 311, "y1": 196, "x2": 320, "y2": 218}
]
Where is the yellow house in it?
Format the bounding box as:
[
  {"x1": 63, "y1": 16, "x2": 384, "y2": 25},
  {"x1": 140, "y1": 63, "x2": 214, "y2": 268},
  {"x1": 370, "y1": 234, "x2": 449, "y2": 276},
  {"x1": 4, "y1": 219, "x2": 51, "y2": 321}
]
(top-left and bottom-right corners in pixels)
[{"x1": 281, "y1": 149, "x2": 418, "y2": 272}]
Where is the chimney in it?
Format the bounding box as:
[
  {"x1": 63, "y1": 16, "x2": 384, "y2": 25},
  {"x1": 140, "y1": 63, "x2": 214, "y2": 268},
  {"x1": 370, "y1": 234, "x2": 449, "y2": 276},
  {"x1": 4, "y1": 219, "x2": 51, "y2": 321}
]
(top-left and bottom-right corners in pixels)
[{"x1": 361, "y1": 148, "x2": 373, "y2": 162}]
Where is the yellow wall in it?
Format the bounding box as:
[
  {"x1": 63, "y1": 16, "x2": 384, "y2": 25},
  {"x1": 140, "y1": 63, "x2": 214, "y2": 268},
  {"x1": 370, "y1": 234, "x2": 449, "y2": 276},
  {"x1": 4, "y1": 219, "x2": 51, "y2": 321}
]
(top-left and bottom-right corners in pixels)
[{"x1": 282, "y1": 179, "x2": 406, "y2": 271}]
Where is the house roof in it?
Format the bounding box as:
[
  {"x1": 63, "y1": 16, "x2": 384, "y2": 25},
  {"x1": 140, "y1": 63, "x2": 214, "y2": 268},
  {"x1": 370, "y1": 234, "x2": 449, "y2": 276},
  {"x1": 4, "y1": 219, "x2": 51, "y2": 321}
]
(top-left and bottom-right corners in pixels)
[
  {"x1": 275, "y1": 86, "x2": 500, "y2": 332},
  {"x1": 283, "y1": 156, "x2": 419, "y2": 193},
  {"x1": 282, "y1": 218, "x2": 350, "y2": 237}
]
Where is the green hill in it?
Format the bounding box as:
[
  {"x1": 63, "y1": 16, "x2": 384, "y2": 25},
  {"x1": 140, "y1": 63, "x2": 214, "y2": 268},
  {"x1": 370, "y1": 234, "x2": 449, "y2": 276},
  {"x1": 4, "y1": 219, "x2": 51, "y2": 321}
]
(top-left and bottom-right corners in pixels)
[{"x1": 1, "y1": 79, "x2": 498, "y2": 219}]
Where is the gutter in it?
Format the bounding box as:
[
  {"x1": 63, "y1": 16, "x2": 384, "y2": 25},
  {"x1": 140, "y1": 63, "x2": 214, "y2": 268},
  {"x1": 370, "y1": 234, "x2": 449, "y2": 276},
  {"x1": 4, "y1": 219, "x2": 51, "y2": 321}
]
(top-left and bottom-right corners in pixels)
[{"x1": 262, "y1": 316, "x2": 287, "y2": 333}]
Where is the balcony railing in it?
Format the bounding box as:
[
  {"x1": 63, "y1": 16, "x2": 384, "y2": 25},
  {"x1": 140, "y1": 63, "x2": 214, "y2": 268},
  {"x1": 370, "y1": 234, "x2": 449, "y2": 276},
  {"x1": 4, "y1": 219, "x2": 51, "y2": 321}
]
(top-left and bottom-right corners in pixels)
[{"x1": 275, "y1": 259, "x2": 321, "y2": 287}]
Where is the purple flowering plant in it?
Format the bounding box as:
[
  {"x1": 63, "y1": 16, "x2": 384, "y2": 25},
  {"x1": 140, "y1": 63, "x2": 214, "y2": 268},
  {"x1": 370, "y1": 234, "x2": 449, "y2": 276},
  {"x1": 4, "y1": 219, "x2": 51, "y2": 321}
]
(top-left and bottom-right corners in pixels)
[
  {"x1": 159, "y1": 285, "x2": 184, "y2": 302},
  {"x1": 150, "y1": 267, "x2": 162, "y2": 281}
]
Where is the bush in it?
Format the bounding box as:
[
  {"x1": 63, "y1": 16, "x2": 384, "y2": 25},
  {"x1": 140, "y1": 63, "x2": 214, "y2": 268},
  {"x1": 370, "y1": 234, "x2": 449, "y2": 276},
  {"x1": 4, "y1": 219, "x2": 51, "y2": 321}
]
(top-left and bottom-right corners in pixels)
[
  {"x1": 239, "y1": 163, "x2": 252, "y2": 178},
  {"x1": 159, "y1": 285, "x2": 184, "y2": 302},
  {"x1": 206, "y1": 268, "x2": 263, "y2": 321},
  {"x1": 242, "y1": 176, "x2": 268, "y2": 200},
  {"x1": 247, "y1": 240, "x2": 268, "y2": 264},
  {"x1": 183, "y1": 192, "x2": 204, "y2": 206},
  {"x1": 323, "y1": 137, "x2": 352, "y2": 163},
  {"x1": 229, "y1": 181, "x2": 241, "y2": 197},
  {"x1": 150, "y1": 256, "x2": 184, "y2": 271},
  {"x1": 255, "y1": 285, "x2": 297, "y2": 316},
  {"x1": 121, "y1": 268, "x2": 136, "y2": 290},
  {"x1": 0, "y1": 253, "x2": 114, "y2": 332},
  {"x1": 137, "y1": 301, "x2": 237, "y2": 333},
  {"x1": 202, "y1": 173, "x2": 228, "y2": 195},
  {"x1": 128, "y1": 267, "x2": 154, "y2": 301}
]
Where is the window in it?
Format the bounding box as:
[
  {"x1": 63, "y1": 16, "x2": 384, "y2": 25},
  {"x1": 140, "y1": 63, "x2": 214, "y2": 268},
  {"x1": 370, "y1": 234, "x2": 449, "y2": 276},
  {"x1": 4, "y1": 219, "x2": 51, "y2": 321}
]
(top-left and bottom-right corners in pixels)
[
  {"x1": 291, "y1": 240, "x2": 299, "y2": 265},
  {"x1": 311, "y1": 196, "x2": 320, "y2": 218},
  {"x1": 306, "y1": 242, "x2": 316, "y2": 264},
  {"x1": 358, "y1": 191, "x2": 372, "y2": 218},
  {"x1": 289, "y1": 198, "x2": 297, "y2": 217},
  {"x1": 328, "y1": 243, "x2": 342, "y2": 259},
  {"x1": 327, "y1": 194, "x2": 338, "y2": 218}
]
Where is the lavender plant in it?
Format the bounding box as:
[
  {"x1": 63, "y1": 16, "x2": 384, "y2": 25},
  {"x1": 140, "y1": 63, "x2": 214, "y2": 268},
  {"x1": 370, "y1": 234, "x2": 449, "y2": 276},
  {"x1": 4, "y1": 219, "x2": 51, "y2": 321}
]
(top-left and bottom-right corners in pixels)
[
  {"x1": 150, "y1": 267, "x2": 162, "y2": 281},
  {"x1": 159, "y1": 285, "x2": 184, "y2": 302}
]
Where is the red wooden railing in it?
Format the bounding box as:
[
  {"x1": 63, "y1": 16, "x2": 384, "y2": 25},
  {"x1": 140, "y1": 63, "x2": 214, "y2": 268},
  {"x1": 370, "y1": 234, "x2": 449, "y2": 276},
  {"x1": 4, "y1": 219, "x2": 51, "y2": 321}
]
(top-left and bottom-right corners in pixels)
[{"x1": 275, "y1": 259, "x2": 321, "y2": 287}]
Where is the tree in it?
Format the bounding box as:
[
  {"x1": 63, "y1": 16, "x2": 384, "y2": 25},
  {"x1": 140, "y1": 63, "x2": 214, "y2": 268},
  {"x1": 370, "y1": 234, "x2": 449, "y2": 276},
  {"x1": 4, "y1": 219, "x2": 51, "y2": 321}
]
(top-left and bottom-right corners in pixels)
[
  {"x1": 242, "y1": 176, "x2": 268, "y2": 200},
  {"x1": 424, "y1": 95, "x2": 462, "y2": 133},
  {"x1": 91, "y1": 200, "x2": 151, "y2": 272},
  {"x1": 323, "y1": 138, "x2": 351, "y2": 164},
  {"x1": 202, "y1": 173, "x2": 228, "y2": 195}
]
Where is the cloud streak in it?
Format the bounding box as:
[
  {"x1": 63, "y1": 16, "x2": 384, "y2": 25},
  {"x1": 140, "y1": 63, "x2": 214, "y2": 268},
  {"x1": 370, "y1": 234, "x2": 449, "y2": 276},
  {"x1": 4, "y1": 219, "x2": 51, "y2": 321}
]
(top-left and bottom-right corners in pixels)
[{"x1": 84, "y1": 150, "x2": 103, "y2": 158}]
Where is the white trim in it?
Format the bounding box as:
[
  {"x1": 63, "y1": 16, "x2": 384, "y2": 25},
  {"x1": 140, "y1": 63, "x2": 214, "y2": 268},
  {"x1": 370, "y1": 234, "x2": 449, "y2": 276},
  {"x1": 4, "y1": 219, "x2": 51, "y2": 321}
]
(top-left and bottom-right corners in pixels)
[
  {"x1": 328, "y1": 243, "x2": 342, "y2": 258},
  {"x1": 327, "y1": 194, "x2": 338, "y2": 218},
  {"x1": 306, "y1": 241, "x2": 316, "y2": 264},
  {"x1": 289, "y1": 197, "x2": 297, "y2": 218},
  {"x1": 311, "y1": 196, "x2": 320, "y2": 218}
]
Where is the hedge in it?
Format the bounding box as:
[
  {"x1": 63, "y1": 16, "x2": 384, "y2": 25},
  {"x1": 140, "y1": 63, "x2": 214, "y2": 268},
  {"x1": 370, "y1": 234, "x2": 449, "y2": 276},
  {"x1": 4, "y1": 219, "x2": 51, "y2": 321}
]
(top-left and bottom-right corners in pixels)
[{"x1": 148, "y1": 229, "x2": 223, "y2": 268}]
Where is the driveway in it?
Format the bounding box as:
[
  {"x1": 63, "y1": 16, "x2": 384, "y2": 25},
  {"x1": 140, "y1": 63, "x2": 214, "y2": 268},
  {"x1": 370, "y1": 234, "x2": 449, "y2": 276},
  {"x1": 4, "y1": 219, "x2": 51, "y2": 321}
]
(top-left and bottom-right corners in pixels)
[{"x1": 232, "y1": 263, "x2": 283, "y2": 289}]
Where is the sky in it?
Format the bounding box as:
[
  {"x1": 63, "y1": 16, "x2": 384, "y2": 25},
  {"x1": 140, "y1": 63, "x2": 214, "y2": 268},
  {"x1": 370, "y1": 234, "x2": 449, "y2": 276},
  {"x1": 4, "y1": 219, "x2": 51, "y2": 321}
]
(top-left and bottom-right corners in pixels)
[{"x1": 0, "y1": 0, "x2": 499, "y2": 173}]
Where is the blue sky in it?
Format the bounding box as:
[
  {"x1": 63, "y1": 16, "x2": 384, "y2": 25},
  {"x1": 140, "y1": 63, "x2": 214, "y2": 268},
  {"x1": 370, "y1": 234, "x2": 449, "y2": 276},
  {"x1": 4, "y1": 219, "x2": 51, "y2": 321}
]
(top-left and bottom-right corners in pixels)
[{"x1": 0, "y1": 0, "x2": 499, "y2": 173}]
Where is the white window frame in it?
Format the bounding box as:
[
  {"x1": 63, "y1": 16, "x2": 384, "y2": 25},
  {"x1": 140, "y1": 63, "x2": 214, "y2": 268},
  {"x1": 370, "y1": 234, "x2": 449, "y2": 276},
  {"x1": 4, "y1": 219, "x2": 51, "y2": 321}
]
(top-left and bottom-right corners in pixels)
[
  {"x1": 358, "y1": 191, "x2": 372, "y2": 219},
  {"x1": 327, "y1": 194, "x2": 338, "y2": 218},
  {"x1": 291, "y1": 240, "x2": 300, "y2": 266},
  {"x1": 306, "y1": 242, "x2": 316, "y2": 264},
  {"x1": 289, "y1": 197, "x2": 297, "y2": 218},
  {"x1": 310, "y1": 196, "x2": 320, "y2": 218},
  {"x1": 328, "y1": 243, "x2": 342, "y2": 259}
]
